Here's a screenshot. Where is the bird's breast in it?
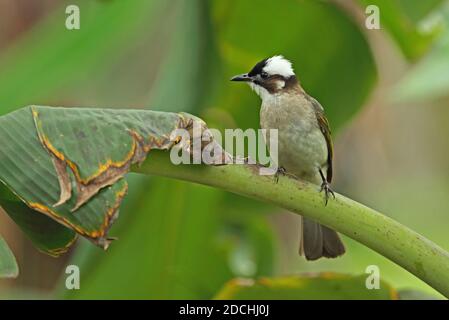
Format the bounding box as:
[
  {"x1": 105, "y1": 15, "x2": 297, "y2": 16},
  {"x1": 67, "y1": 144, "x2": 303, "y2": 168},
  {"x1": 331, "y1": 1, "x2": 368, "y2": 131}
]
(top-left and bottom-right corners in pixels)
[{"x1": 260, "y1": 95, "x2": 328, "y2": 180}]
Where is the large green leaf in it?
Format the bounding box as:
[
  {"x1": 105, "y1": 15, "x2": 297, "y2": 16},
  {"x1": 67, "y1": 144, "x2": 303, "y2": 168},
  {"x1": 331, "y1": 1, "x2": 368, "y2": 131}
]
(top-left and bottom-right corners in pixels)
[
  {"x1": 0, "y1": 106, "x2": 216, "y2": 253},
  {"x1": 358, "y1": 0, "x2": 444, "y2": 60},
  {"x1": 215, "y1": 273, "x2": 398, "y2": 300},
  {"x1": 0, "y1": 234, "x2": 18, "y2": 278},
  {"x1": 0, "y1": 183, "x2": 76, "y2": 257}
]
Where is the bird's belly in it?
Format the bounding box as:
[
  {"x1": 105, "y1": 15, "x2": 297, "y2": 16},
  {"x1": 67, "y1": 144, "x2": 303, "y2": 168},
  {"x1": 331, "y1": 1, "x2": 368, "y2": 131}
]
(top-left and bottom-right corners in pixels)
[
  {"x1": 282, "y1": 127, "x2": 326, "y2": 167},
  {"x1": 272, "y1": 123, "x2": 327, "y2": 180}
]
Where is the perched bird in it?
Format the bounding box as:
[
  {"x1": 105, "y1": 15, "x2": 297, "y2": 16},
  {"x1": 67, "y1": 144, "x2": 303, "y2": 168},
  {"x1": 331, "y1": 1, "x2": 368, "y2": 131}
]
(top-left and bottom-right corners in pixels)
[{"x1": 231, "y1": 55, "x2": 345, "y2": 260}]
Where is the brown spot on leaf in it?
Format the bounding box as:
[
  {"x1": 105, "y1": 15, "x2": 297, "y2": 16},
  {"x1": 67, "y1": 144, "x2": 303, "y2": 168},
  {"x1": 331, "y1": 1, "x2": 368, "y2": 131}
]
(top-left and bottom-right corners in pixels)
[{"x1": 52, "y1": 157, "x2": 72, "y2": 207}]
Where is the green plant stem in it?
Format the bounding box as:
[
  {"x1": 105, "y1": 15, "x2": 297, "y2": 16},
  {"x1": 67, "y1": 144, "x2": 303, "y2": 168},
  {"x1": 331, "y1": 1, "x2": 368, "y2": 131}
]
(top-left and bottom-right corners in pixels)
[{"x1": 133, "y1": 151, "x2": 449, "y2": 298}]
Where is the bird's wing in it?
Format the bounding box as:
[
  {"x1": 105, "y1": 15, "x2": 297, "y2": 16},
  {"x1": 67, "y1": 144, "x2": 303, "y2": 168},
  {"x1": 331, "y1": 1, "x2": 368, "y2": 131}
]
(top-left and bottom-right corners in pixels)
[{"x1": 309, "y1": 97, "x2": 333, "y2": 183}]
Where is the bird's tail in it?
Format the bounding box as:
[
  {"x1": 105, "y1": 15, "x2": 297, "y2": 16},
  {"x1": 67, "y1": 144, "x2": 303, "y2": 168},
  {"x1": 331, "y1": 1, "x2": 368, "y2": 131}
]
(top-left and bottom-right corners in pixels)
[{"x1": 299, "y1": 216, "x2": 345, "y2": 260}]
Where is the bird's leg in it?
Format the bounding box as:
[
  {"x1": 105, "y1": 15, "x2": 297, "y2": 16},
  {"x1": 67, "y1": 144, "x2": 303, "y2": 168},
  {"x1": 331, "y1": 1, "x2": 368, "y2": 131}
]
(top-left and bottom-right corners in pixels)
[
  {"x1": 274, "y1": 166, "x2": 287, "y2": 183},
  {"x1": 319, "y1": 168, "x2": 335, "y2": 205}
]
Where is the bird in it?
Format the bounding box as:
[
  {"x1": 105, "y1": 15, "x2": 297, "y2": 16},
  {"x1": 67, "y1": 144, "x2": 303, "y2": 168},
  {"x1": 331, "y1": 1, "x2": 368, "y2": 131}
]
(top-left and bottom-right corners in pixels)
[{"x1": 231, "y1": 55, "x2": 345, "y2": 260}]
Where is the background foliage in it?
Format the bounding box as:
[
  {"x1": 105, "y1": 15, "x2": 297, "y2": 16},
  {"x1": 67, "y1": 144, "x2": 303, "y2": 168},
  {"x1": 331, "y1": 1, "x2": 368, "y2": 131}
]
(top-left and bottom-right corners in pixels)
[{"x1": 0, "y1": 0, "x2": 448, "y2": 299}]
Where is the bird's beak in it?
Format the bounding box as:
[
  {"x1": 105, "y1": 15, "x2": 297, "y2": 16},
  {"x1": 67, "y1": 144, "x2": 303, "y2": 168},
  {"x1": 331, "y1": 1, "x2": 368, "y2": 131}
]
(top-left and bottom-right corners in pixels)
[{"x1": 230, "y1": 73, "x2": 252, "y2": 82}]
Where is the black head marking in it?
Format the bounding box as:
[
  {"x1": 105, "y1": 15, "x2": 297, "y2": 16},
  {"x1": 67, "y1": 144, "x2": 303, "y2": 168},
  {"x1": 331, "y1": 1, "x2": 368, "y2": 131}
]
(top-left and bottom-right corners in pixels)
[{"x1": 248, "y1": 58, "x2": 268, "y2": 77}]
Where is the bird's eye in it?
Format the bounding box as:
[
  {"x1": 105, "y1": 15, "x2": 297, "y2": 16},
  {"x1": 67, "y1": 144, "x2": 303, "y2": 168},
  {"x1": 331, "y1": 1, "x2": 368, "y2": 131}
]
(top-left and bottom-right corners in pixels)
[{"x1": 260, "y1": 72, "x2": 268, "y2": 79}]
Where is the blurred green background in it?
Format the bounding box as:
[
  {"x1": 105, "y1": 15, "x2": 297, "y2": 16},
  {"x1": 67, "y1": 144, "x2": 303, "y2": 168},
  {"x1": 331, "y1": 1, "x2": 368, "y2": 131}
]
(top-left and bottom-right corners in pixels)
[{"x1": 0, "y1": 0, "x2": 449, "y2": 299}]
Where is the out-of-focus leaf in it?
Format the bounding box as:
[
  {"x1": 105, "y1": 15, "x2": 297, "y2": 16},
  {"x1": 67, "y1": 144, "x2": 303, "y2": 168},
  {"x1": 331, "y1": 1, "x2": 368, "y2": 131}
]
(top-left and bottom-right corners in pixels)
[
  {"x1": 397, "y1": 0, "x2": 444, "y2": 23},
  {"x1": 0, "y1": 288, "x2": 51, "y2": 300},
  {"x1": 0, "y1": 0, "x2": 164, "y2": 113},
  {"x1": 393, "y1": 29, "x2": 449, "y2": 103},
  {"x1": 212, "y1": 0, "x2": 376, "y2": 132},
  {"x1": 148, "y1": 2, "x2": 219, "y2": 112},
  {"x1": 0, "y1": 183, "x2": 76, "y2": 257},
  {"x1": 358, "y1": 0, "x2": 444, "y2": 60},
  {"x1": 0, "y1": 234, "x2": 18, "y2": 278},
  {"x1": 66, "y1": 179, "x2": 233, "y2": 299},
  {"x1": 398, "y1": 289, "x2": 441, "y2": 300},
  {"x1": 215, "y1": 273, "x2": 398, "y2": 300},
  {"x1": 220, "y1": 193, "x2": 276, "y2": 277},
  {"x1": 225, "y1": 222, "x2": 275, "y2": 278}
]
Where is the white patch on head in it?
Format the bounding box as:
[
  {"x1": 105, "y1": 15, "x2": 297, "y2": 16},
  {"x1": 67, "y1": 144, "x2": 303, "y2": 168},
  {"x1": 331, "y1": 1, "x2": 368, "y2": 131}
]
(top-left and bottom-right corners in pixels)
[{"x1": 263, "y1": 55, "x2": 294, "y2": 78}]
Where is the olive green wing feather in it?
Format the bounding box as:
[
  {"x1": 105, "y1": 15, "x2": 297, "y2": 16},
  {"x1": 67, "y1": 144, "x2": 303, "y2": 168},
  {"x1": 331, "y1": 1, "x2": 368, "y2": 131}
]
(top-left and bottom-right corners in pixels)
[{"x1": 309, "y1": 97, "x2": 333, "y2": 183}]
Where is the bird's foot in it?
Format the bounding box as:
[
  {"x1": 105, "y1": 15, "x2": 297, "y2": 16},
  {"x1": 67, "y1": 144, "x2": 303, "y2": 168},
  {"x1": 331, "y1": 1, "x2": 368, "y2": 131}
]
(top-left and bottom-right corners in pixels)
[
  {"x1": 274, "y1": 166, "x2": 287, "y2": 184},
  {"x1": 320, "y1": 180, "x2": 335, "y2": 206}
]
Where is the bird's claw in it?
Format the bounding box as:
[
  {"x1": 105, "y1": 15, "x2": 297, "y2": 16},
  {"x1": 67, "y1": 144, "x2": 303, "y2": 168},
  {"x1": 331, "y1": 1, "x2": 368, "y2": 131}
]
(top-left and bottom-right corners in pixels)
[
  {"x1": 320, "y1": 180, "x2": 335, "y2": 206},
  {"x1": 274, "y1": 166, "x2": 287, "y2": 184}
]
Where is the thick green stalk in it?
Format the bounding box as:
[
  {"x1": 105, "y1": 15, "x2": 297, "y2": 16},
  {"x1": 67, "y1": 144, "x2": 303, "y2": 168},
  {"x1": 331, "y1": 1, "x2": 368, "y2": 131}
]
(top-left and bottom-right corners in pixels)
[{"x1": 133, "y1": 151, "x2": 449, "y2": 298}]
